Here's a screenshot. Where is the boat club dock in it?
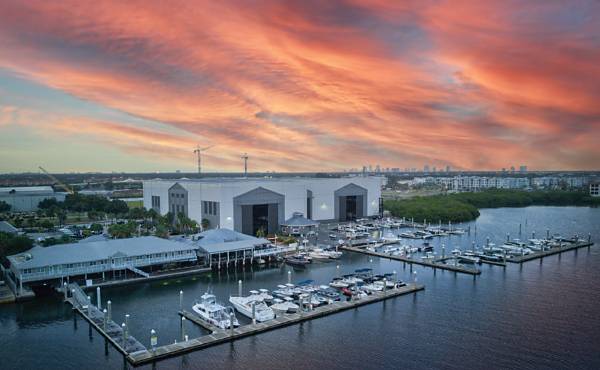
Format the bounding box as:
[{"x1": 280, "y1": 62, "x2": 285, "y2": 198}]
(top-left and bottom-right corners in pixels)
[
  {"x1": 63, "y1": 281, "x2": 423, "y2": 366},
  {"x1": 341, "y1": 245, "x2": 482, "y2": 275}
]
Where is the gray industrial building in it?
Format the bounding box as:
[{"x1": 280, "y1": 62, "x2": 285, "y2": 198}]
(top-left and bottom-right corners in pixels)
[
  {"x1": 144, "y1": 177, "x2": 383, "y2": 236},
  {"x1": 0, "y1": 186, "x2": 66, "y2": 212}
]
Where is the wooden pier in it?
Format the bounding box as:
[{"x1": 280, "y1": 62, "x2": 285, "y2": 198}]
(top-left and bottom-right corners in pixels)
[
  {"x1": 341, "y1": 246, "x2": 481, "y2": 275},
  {"x1": 127, "y1": 283, "x2": 424, "y2": 366},
  {"x1": 506, "y1": 241, "x2": 594, "y2": 263}
]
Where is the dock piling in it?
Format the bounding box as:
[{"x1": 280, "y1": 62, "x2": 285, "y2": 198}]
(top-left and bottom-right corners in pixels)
[
  {"x1": 125, "y1": 314, "x2": 130, "y2": 338},
  {"x1": 546, "y1": 229, "x2": 550, "y2": 239},
  {"x1": 287, "y1": 270, "x2": 291, "y2": 284},
  {"x1": 63, "y1": 282, "x2": 68, "y2": 300},
  {"x1": 107, "y1": 300, "x2": 112, "y2": 322},
  {"x1": 181, "y1": 316, "x2": 186, "y2": 342},
  {"x1": 103, "y1": 309, "x2": 107, "y2": 331},
  {"x1": 252, "y1": 302, "x2": 256, "y2": 325},
  {"x1": 442, "y1": 244, "x2": 445, "y2": 259},
  {"x1": 383, "y1": 278, "x2": 387, "y2": 296},
  {"x1": 150, "y1": 329, "x2": 157, "y2": 353},
  {"x1": 238, "y1": 280, "x2": 242, "y2": 297},
  {"x1": 96, "y1": 287, "x2": 101, "y2": 310},
  {"x1": 87, "y1": 296, "x2": 92, "y2": 316},
  {"x1": 179, "y1": 291, "x2": 183, "y2": 311}
]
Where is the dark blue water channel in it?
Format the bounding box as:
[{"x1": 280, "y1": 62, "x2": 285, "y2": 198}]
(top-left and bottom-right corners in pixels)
[{"x1": 1, "y1": 207, "x2": 600, "y2": 370}]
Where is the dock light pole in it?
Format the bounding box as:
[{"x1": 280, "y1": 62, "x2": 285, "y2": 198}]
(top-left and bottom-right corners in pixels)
[
  {"x1": 238, "y1": 280, "x2": 243, "y2": 297},
  {"x1": 181, "y1": 316, "x2": 186, "y2": 341},
  {"x1": 546, "y1": 229, "x2": 550, "y2": 239},
  {"x1": 63, "y1": 282, "x2": 68, "y2": 300},
  {"x1": 393, "y1": 270, "x2": 397, "y2": 284},
  {"x1": 107, "y1": 301, "x2": 112, "y2": 322},
  {"x1": 179, "y1": 290, "x2": 183, "y2": 311},
  {"x1": 506, "y1": 233, "x2": 510, "y2": 243},
  {"x1": 103, "y1": 309, "x2": 107, "y2": 331},
  {"x1": 87, "y1": 296, "x2": 92, "y2": 316},
  {"x1": 413, "y1": 271, "x2": 417, "y2": 284},
  {"x1": 122, "y1": 323, "x2": 127, "y2": 344},
  {"x1": 96, "y1": 287, "x2": 101, "y2": 310},
  {"x1": 519, "y1": 223, "x2": 522, "y2": 235},
  {"x1": 383, "y1": 278, "x2": 387, "y2": 296},
  {"x1": 150, "y1": 330, "x2": 157, "y2": 353},
  {"x1": 441, "y1": 244, "x2": 445, "y2": 259},
  {"x1": 532, "y1": 231, "x2": 536, "y2": 239},
  {"x1": 125, "y1": 314, "x2": 130, "y2": 336},
  {"x1": 287, "y1": 270, "x2": 291, "y2": 284},
  {"x1": 472, "y1": 241, "x2": 475, "y2": 252},
  {"x1": 309, "y1": 292, "x2": 313, "y2": 311},
  {"x1": 336, "y1": 264, "x2": 340, "y2": 278},
  {"x1": 252, "y1": 302, "x2": 256, "y2": 325}
]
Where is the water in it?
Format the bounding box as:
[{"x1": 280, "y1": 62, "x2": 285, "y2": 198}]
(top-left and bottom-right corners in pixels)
[{"x1": 1, "y1": 207, "x2": 599, "y2": 370}]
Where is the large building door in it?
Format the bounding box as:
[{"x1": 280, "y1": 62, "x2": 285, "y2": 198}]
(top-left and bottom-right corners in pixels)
[
  {"x1": 234, "y1": 187, "x2": 285, "y2": 236},
  {"x1": 334, "y1": 183, "x2": 368, "y2": 221}
]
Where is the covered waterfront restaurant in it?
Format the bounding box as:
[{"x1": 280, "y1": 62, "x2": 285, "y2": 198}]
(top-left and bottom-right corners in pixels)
[
  {"x1": 4, "y1": 236, "x2": 199, "y2": 296},
  {"x1": 281, "y1": 212, "x2": 319, "y2": 236},
  {"x1": 182, "y1": 228, "x2": 295, "y2": 268}
]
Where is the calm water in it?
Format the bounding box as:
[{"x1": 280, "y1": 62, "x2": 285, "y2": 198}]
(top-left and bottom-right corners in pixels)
[{"x1": 1, "y1": 207, "x2": 600, "y2": 370}]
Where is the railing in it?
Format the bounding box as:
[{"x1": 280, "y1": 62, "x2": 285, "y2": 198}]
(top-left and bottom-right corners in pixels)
[
  {"x1": 253, "y1": 245, "x2": 297, "y2": 257},
  {"x1": 125, "y1": 265, "x2": 150, "y2": 278}
]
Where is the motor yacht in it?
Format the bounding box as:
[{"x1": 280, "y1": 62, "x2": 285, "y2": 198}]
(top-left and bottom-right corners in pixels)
[{"x1": 192, "y1": 292, "x2": 239, "y2": 330}]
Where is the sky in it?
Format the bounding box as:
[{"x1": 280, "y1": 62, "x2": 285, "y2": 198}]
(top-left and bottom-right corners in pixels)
[{"x1": 0, "y1": 0, "x2": 599, "y2": 173}]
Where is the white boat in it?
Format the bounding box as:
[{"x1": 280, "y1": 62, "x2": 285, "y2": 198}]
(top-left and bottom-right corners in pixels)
[
  {"x1": 192, "y1": 292, "x2": 239, "y2": 330},
  {"x1": 329, "y1": 279, "x2": 349, "y2": 288},
  {"x1": 309, "y1": 248, "x2": 332, "y2": 261},
  {"x1": 273, "y1": 284, "x2": 295, "y2": 297},
  {"x1": 362, "y1": 283, "x2": 383, "y2": 292},
  {"x1": 270, "y1": 297, "x2": 299, "y2": 314},
  {"x1": 229, "y1": 293, "x2": 275, "y2": 322}
]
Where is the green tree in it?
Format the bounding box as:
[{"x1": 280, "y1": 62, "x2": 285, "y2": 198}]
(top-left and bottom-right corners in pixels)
[
  {"x1": 201, "y1": 218, "x2": 210, "y2": 230},
  {"x1": 0, "y1": 232, "x2": 33, "y2": 262},
  {"x1": 108, "y1": 222, "x2": 137, "y2": 239},
  {"x1": 0, "y1": 200, "x2": 11, "y2": 212},
  {"x1": 155, "y1": 224, "x2": 169, "y2": 238}
]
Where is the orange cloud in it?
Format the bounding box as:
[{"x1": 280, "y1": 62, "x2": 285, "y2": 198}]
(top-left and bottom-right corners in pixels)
[{"x1": 0, "y1": 0, "x2": 598, "y2": 171}]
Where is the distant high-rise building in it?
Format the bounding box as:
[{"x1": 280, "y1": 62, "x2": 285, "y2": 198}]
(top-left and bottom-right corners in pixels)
[
  {"x1": 510, "y1": 166, "x2": 515, "y2": 174},
  {"x1": 446, "y1": 165, "x2": 451, "y2": 172},
  {"x1": 375, "y1": 165, "x2": 381, "y2": 173},
  {"x1": 424, "y1": 165, "x2": 430, "y2": 173},
  {"x1": 519, "y1": 165, "x2": 527, "y2": 174}
]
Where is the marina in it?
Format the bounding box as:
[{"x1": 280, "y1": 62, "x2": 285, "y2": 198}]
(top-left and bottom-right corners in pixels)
[
  {"x1": 63, "y1": 272, "x2": 424, "y2": 366},
  {"x1": 129, "y1": 283, "x2": 424, "y2": 366}
]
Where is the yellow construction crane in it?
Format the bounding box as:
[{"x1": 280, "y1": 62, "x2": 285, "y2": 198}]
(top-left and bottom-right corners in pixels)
[{"x1": 38, "y1": 166, "x2": 75, "y2": 194}]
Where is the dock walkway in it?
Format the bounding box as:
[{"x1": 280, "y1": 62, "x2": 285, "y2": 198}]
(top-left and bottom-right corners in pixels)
[
  {"x1": 341, "y1": 246, "x2": 481, "y2": 275},
  {"x1": 127, "y1": 283, "x2": 424, "y2": 366},
  {"x1": 506, "y1": 241, "x2": 594, "y2": 263}
]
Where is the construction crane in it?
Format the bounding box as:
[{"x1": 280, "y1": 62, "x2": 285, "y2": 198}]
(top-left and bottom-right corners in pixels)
[
  {"x1": 193, "y1": 145, "x2": 214, "y2": 174},
  {"x1": 38, "y1": 166, "x2": 75, "y2": 194},
  {"x1": 241, "y1": 153, "x2": 248, "y2": 177}
]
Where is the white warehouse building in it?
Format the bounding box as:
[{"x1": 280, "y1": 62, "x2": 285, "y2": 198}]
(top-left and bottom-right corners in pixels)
[{"x1": 143, "y1": 177, "x2": 384, "y2": 235}]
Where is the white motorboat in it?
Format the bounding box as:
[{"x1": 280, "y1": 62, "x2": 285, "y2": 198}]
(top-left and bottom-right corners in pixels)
[
  {"x1": 273, "y1": 284, "x2": 295, "y2": 297},
  {"x1": 309, "y1": 248, "x2": 332, "y2": 261},
  {"x1": 229, "y1": 293, "x2": 275, "y2": 322},
  {"x1": 257, "y1": 289, "x2": 274, "y2": 303},
  {"x1": 270, "y1": 297, "x2": 299, "y2": 314},
  {"x1": 362, "y1": 283, "x2": 383, "y2": 292},
  {"x1": 329, "y1": 279, "x2": 349, "y2": 288},
  {"x1": 192, "y1": 292, "x2": 239, "y2": 330}
]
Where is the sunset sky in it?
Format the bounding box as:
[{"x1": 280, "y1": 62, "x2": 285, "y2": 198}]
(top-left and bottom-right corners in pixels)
[{"x1": 0, "y1": 1, "x2": 599, "y2": 173}]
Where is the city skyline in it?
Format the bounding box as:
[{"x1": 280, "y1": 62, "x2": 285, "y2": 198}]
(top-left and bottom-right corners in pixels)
[{"x1": 1, "y1": 1, "x2": 599, "y2": 173}]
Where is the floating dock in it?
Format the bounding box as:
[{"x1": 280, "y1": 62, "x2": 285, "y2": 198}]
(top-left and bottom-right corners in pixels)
[
  {"x1": 341, "y1": 246, "x2": 481, "y2": 275},
  {"x1": 127, "y1": 283, "x2": 424, "y2": 366},
  {"x1": 506, "y1": 241, "x2": 594, "y2": 263}
]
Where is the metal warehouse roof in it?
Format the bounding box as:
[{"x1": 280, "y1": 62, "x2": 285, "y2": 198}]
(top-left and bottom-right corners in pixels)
[
  {"x1": 0, "y1": 186, "x2": 56, "y2": 194},
  {"x1": 187, "y1": 228, "x2": 270, "y2": 254},
  {"x1": 0, "y1": 221, "x2": 18, "y2": 234},
  {"x1": 8, "y1": 236, "x2": 197, "y2": 270}
]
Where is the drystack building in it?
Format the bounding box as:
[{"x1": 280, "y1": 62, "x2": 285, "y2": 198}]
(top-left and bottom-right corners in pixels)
[{"x1": 143, "y1": 177, "x2": 383, "y2": 235}]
